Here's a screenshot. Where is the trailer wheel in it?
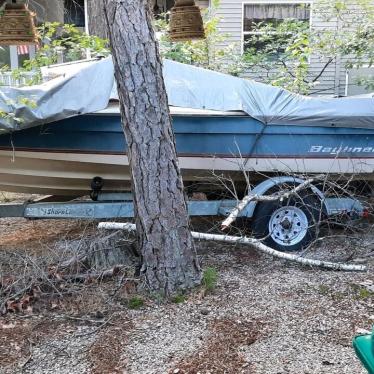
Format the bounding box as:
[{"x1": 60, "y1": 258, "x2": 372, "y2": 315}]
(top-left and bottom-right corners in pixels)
[{"x1": 252, "y1": 193, "x2": 321, "y2": 252}]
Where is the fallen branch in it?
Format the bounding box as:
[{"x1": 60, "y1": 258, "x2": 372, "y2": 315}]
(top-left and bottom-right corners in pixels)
[
  {"x1": 60, "y1": 265, "x2": 126, "y2": 282},
  {"x1": 221, "y1": 176, "x2": 322, "y2": 230},
  {"x1": 54, "y1": 253, "x2": 88, "y2": 272},
  {"x1": 98, "y1": 223, "x2": 137, "y2": 232},
  {"x1": 98, "y1": 222, "x2": 366, "y2": 272},
  {"x1": 54, "y1": 314, "x2": 115, "y2": 325}
]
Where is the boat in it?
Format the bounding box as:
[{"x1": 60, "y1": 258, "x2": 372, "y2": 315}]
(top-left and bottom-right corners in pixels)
[
  {"x1": 1, "y1": 103, "x2": 374, "y2": 196},
  {"x1": 0, "y1": 58, "x2": 373, "y2": 196}
]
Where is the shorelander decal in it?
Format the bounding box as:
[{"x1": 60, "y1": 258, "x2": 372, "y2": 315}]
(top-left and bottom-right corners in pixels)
[{"x1": 309, "y1": 146, "x2": 374, "y2": 155}]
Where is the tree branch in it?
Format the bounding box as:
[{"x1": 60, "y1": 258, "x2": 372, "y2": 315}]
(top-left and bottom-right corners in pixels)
[
  {"x1": 99, "y1": 222, "x2": 367, "y2": 272},
  {"x1": 312, "y1": 57, "x2": 335, "y2": 83},
  {"x1": 280, "y1": 59, "x2": 297, "y2": 79},
  {"x1": 220, "y1": 175, "x2": 323, "y2": 230}
]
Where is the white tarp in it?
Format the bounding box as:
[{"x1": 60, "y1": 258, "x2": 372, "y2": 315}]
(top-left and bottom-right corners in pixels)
[
  {"x1": 0, "y1": 57, "x2": 114, "y2": 133},
  {"x1": 1, "y1": 56, "x2": 373, "y2": 133}
]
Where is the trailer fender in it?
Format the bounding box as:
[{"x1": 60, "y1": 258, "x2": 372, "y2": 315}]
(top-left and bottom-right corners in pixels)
[{"x1": 240, "y1": 176, "x2": 325, "y2": 219}]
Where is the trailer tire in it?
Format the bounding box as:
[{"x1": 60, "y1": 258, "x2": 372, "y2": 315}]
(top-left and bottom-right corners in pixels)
[{"x1": 252, "y1": 192, "x2": 321, "y2": 252}]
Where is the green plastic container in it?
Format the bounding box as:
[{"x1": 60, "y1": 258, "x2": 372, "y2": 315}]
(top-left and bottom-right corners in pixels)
[{"x1": 353, "y1": 328, "x2": 374, "y2": 374}]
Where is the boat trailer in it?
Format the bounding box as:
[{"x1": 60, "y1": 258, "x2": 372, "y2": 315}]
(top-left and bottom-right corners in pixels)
[
  {"x1": 0, "y1": 193, "x2": 364, "y2": 220},
  {"x1": 0, "y1": 176, "x2": 366, "y2": 252},
  {"x1": 0, "y1": 176, "x2": 364, "y2": 220},
  {"x1": 0, "y1": 195, "x2": 241, "y2": 220}
]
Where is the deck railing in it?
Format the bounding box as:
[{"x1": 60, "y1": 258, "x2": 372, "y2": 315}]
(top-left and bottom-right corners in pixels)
[{"x1": 0, "y1": 72, "x2": 39, "y2": 87}]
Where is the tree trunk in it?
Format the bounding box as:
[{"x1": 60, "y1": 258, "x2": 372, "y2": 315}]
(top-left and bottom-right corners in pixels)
[
  {"x1": 86, "y1": 0, "x2": 107, "y2": 39},
  {"x1": 86, "y1": 231, "x2": 139, "y2": 270},
  {"x1": 102, "y1": 0, "x2": 201, "y2": 295}
]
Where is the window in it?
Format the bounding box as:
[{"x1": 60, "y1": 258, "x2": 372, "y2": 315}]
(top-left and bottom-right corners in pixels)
[
  {"x1": 243, "y1": 3, "x2": 311, "y2": 53},
  {"x1": 64, "y1": 0, "x2": 85, "y2": 27}
]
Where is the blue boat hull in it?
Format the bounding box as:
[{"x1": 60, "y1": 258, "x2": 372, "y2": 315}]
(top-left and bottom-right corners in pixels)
[{"x1": 0, "y1": 109, "x2": 373, "y2": 195}]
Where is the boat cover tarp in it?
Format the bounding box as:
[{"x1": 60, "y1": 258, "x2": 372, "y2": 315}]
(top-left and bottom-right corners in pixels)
[
  {"x1": 0, "y1": 57, "x2": 114, "y2": 133},
  {"x1": 163, "y1": 60, "x2": 374, "y2": 128},
  {"x1": 0, "y1": 56, "x2": 373, "y2": 133}
]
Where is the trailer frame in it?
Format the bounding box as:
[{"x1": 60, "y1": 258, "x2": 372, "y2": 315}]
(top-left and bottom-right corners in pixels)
[{"x1": 0, "y1": 176, "x2": 364, "y2": 220}]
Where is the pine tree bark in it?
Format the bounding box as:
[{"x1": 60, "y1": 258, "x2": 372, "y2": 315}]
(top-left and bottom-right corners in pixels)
[{"x1": 102, "y1": 0, "x2": 201, "y2": 294}]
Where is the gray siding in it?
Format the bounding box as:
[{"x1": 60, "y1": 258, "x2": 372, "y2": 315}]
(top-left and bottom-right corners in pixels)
[
  {"x1": 212, "y1": 0, "x2": 373, "y2": 96},
  {"x1": 216, "y1": 0, "x2": 243, "y2": 46},
  {"x1": 308, "y1": 4, "x2": 339, "y2": 96},
  {"x1": 197, "y1": 0, "x2": 210, "y2": 7},
  {"x1": 30, "y1": 0, "x2": 64, "y2": 23}
]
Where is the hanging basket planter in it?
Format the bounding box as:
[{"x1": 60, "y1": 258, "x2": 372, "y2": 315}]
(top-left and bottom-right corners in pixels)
[
  {"x1": 169, "y1": 0, "x2": 206, "y2": 41},
  {"x1": 0, "y1": 3, "x2": 39, "y2": 45}
]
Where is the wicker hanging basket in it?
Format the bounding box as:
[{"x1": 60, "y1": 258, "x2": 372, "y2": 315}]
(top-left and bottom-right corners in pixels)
[
  {"x1": 0, "y1": 3, "x2": 38, "y2": 45},
  {"x1": 169, "y1": 0, "x2": 205, "y2": 41}
]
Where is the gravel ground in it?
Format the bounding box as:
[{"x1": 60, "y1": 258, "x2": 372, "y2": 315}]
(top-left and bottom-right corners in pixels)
[{"x1": 0, "y1": 200, "x2": 373, "y2": 373}]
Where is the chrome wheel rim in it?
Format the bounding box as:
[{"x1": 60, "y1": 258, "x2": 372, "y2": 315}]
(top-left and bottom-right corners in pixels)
[{"x1": 268, "y1": 206, "x2": 308, "y2": 247}]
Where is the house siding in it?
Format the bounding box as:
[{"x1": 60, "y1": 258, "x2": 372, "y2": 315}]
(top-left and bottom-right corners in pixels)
[
  {"x1": 216, "y1": 0, "x2": 243, "y2": 45},
  {"x1": 197, "y1": 0, "x2": 210, "y2": 7},
  {"x1": 212, "y1": 0, "x2": 373, "y2": 96},
  {"x1": 30, "y1": 0, "x2": 64, "y2": 23},
  {"x1": 336, "y1": 2, "x2": 374, "y2": 96},
  {"x1": 308, "y1": 4, "x2": 339, "y2": 96}
]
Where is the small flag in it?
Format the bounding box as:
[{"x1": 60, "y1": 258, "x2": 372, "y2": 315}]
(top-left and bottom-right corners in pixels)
[{"x1": 17, "y1": 45, "x2": 29, "y2": 55}]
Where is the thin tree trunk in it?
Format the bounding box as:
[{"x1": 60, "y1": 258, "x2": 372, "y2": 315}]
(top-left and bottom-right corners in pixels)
[
  {"x1": 102, "y1": 0, "x2": 201, "y2": 295},
  {"x1": 86, "y1": 0, "x2": 107, "y2": 39}
]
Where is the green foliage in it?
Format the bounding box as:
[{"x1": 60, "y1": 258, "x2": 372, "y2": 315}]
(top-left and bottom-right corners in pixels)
[
  {"x1": 0, "y1": 96, "x2": 37, "y2": 126},
  {"x1": 243, "y1": 19, "x2": 312, "y2": 94},
  {"x1": 350, "y1": 283, "x2": 374, "y2": 300},
  {"x1": 128, "y1": 296, "x2": 144, "y2": 309},
  {"x1": 357, "y1": 288, "x2": 373, "y2": 299},
  {"x1": 171, "y1": 293, "x2": 186, "y2": 304},
  {"x1": 0, "y1": 23, "x2": 109, "y2": 125},
  {"x1": 1, "y1": 22, "x2": 109, "y2": 86},
  {"x1": 155, "y1": 0, "x2": 373, "y2": 94},
  {"x1": 16, "y1": 97, "x2": 37, "y2": 109},
  {"x1": 242, "y1": 0, "x2": 374, "y2": 94},
  {"x1": 155, "y1": 0, "x2": 243, "y2": 75},
  {"x1": 318, "y1": 284, "x2": 330, "y2": 295},
  {"x1": 202, "y1": 267, "x2": 218, "y2": 293},
  {"x1": 24, "y1": 22, "x2": 110, "y2": 71}
]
